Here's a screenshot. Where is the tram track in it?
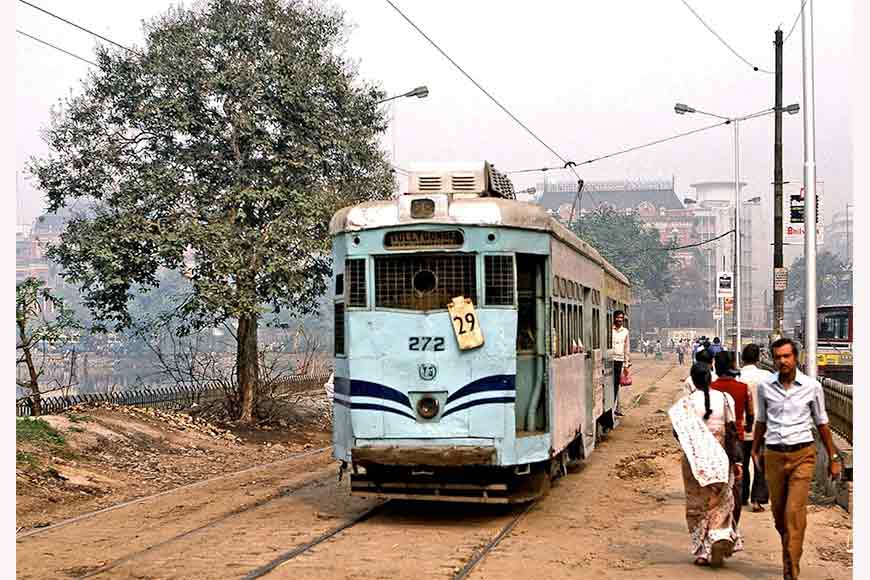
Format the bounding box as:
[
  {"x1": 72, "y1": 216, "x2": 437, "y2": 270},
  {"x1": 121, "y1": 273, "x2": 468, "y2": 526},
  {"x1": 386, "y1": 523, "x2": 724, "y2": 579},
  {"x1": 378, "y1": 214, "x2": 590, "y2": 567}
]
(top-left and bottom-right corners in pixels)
[{"x1": 451, "y1": 501, "x2": 536, "y2": 580}]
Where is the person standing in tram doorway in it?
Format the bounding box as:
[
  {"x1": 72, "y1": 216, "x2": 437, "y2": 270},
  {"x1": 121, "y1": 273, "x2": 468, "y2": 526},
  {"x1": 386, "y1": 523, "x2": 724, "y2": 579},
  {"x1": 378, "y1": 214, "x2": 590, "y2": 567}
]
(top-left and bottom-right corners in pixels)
[{"x1": 612, "y1": 310, "x2": 631, "y2": 417}]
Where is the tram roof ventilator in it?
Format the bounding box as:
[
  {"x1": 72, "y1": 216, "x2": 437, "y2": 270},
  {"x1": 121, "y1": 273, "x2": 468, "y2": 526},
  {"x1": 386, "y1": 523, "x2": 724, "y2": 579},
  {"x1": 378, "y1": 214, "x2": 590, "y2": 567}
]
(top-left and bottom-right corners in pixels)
[{"x1": 406, "y1": 161, "x2": 516, "y2": 200}]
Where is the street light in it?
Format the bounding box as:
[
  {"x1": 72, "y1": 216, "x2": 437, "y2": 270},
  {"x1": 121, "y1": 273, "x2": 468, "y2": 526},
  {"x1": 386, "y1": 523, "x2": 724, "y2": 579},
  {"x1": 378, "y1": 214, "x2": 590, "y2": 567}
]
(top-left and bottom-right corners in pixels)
[
  {"x1": 377, "y1": 85, "x2": 429, "y2": 105},
  {"x1": 674, "y1": 101, "x2": 799, "y2": 363},
  {"x1": 683, "y1": 197, "x2": 697, "y2": 205},
  {"x1": 745, "y1": 196, "x2": 762, "y2": 204}
]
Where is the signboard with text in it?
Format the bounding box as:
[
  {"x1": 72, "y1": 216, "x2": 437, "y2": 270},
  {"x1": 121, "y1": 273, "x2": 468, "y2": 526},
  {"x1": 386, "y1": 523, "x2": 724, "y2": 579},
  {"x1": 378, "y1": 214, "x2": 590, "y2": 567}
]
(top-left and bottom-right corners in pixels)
[
  {"x1": 774, "y1": 267, "x2": 789, "y2": 291},
  {"x1": 717, "y1": 271, "x2": 734, "y2": 298},
  {"x1": 783, "y1": 180, "x2": 824, "y2": 244},
  {"x1": 723, "y1": 297, "x2": 734, "y2": 313}
]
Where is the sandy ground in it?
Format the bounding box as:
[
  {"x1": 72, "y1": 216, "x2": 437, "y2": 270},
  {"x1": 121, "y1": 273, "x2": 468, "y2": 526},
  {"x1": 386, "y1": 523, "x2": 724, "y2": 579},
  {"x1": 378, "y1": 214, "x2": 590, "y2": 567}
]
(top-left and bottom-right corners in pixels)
[{"x1": 15, "y1": 357, "x2": 852, "y2": 579}]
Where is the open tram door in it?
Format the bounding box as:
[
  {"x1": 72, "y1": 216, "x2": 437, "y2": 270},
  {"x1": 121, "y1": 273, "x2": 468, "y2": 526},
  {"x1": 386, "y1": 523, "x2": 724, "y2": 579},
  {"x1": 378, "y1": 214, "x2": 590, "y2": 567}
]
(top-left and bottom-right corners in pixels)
[{"x1": 515, "y1": 254, "x2": 548, "y2": 435}]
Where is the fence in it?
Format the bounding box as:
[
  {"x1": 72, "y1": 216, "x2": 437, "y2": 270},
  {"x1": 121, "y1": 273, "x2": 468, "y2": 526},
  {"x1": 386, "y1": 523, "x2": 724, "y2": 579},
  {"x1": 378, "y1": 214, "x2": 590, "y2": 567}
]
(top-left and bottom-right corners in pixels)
[{"x1": 16, "y1": 372, "x2": 332, "y2": 418}]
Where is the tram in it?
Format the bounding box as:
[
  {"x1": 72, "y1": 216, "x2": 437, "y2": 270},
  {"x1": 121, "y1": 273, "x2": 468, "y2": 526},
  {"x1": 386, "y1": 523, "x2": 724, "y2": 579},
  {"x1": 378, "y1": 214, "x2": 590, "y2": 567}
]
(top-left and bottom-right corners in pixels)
[
  {"x1": 798, "y1": 304, "x2": 853, "y2": 384},
  {"x1": 330, "y1": 162, "x2": 631, "y2": 503}
]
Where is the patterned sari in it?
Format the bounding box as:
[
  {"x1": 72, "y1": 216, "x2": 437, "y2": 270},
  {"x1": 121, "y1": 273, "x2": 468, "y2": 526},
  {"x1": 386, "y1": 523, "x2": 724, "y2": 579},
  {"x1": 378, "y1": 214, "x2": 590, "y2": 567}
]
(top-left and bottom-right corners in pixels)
[{"x1": 669, "y1": 393, "x2": 743, "y2": 561}]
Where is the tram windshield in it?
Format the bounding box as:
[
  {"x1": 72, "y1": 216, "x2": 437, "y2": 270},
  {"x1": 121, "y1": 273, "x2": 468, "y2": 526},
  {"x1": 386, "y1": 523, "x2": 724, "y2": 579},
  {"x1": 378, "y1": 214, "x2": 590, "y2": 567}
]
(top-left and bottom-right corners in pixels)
[{"x1": 818, "y1": 309, "x2": 850, "y2": 341}]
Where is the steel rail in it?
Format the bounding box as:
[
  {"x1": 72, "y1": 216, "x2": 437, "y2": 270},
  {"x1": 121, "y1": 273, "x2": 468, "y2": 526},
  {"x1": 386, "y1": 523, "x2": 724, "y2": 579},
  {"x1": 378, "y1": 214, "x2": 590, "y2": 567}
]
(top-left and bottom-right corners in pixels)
[
  {"x1": 17, "y1": 446, "x2": 331, "y2": 539},
  {"x1": 452, "y1": 501, "x2": 537, "y2": 580},
  {"x1": 241, "y1": 502, "x2": 389, "y2": 579}
]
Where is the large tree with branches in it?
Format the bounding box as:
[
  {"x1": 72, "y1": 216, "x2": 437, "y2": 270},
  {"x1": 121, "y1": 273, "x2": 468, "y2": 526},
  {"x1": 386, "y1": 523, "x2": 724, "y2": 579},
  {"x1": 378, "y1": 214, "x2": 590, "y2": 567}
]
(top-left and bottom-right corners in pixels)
[{"x1": 29, "y1": 0, "x2": 394, "y2": 422}]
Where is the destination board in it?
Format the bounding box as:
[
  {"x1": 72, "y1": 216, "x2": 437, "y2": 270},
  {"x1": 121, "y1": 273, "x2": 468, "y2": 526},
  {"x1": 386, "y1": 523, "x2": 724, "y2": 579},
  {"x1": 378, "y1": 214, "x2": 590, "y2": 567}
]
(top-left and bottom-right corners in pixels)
[{"x1": 384, "y1": 230, "x2": 464, "y2": 249}]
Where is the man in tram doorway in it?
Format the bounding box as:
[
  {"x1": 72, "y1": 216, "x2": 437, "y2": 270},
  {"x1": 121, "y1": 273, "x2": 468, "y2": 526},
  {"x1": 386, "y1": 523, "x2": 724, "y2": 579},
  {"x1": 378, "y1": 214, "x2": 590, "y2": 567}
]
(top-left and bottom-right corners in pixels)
[{"x1": 612, "y1": 310, "x2": 631, "y2": 416}]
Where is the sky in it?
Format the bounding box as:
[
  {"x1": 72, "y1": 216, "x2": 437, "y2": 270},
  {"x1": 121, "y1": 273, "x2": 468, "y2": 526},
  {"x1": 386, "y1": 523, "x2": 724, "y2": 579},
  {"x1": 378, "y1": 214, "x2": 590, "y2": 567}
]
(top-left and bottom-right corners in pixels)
[{"x1": 14, "y1": 0, "x2": 854, "y2": 288}]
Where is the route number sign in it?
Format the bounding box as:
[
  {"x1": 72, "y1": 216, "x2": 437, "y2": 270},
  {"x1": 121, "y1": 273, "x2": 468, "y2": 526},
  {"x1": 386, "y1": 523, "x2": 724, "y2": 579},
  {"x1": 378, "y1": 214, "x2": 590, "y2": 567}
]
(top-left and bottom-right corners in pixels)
[
  {"x1": 448, "y1": 296, "x2": 484, "y2": 350},
  {"x1": 717, "y1": 271, "x2": 734, "y2": 298}
]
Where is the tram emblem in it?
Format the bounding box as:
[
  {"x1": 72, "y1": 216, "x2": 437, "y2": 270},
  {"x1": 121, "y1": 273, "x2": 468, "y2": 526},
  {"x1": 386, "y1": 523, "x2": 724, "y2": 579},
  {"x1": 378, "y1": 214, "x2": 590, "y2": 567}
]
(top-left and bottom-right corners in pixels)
[{"x1": 418, "y1": 364, "x2": 437, "y2": 381}]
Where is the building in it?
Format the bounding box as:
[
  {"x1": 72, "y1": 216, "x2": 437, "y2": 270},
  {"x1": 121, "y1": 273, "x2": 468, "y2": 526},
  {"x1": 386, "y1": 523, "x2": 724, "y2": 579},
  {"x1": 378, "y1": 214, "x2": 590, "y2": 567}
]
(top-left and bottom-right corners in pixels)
[{"x1": 823, "y1": 205, "x2": 853, "y2": 264}]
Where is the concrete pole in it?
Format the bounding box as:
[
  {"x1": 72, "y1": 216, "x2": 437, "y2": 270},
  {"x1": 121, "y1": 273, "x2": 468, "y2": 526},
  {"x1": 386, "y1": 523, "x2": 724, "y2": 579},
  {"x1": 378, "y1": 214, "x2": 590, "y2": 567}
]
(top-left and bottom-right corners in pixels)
[
  {"x1": 734, "y1": 119, "x2": 742, "y2": 365},
  {"x1": 773, "y1": 29, "x2": 785, "y2": 338},
  {"x1": 801, "y1": 0, "x2": 818, "y2": 377}
]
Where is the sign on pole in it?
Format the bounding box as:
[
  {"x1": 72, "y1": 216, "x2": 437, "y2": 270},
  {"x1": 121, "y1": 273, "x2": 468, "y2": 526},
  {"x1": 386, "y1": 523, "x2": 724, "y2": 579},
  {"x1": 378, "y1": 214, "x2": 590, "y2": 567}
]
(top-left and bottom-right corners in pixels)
[
  {"x1": 784, "y1": 180, "x2": 824, "y2": 244},
  {"x1": 712, "y1": 307, "x2": 722, "y2": 320},
  {"x1": 717, "y1": 271, "x2": 734, "y2": 298},
  {"x1": 774, "y1": 267, "x2": 789, "y2": 291},
  {"x1": 724, "y1": 297, "x2": 734, "y2": 314}
]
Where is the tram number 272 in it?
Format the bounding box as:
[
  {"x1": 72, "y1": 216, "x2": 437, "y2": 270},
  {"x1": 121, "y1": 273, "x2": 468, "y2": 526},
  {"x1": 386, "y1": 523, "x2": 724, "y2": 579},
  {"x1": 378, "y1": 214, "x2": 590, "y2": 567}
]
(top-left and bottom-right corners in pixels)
[{"x1": 408, "y1": 337, "x2": 446, "y2": 351}]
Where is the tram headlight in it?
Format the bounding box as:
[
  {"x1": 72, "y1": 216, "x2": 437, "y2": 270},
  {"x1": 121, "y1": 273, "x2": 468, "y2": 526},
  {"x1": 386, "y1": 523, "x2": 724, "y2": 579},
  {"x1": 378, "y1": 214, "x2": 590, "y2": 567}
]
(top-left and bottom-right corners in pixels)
[{"x1": 417, "y1": 395, "x2": 440, "y2": 419}]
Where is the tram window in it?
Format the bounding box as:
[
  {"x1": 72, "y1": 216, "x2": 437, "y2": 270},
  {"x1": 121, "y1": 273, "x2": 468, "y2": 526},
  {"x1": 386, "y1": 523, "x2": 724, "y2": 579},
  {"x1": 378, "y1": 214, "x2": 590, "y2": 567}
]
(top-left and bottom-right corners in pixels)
[
  {"x1": 345, "y1": 259, "x2": 366, "y2": 307},
  {"x1": 592, "y1": 308, "x2": 600, "y2": 350},
  {"x1": 561, "y1": 303, "x2": 568, "y2": 357},
  {"x1": 818, "y1": 311, "x2": 850, "y2": 340},
  {"x1": 374, "y1": 254, "x2": 476, "y2": 311},
  {"x1": 606, "y1": 311, "x2": 613, "y2": 349},
  {"x1": 334, "y1": 303, "x2": 345, "y2": 355},
  {"x1": 484, "y1": 255, "x2": 515, "y2": 306},
  {"x1": 552, "y1": 302, "x2": 559, "y2": 357},
  {"x1": 335, "y1": 274, "x2": 344, "y2": 297}
]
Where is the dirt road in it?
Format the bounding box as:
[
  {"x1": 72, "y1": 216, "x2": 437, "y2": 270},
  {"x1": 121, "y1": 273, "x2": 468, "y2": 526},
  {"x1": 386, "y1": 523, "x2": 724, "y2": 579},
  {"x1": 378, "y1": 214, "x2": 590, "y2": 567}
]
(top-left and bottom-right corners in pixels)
[{"x1": 16, "y1": 358, "x2": 851, "y2": 579}]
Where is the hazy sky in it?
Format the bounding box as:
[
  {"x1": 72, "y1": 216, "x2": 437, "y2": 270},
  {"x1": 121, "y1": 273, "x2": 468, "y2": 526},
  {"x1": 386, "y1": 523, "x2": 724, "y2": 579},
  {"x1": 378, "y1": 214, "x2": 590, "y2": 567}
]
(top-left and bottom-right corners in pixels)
[{"x1": 16, "y1": 1, "x2": 853, "y2": 247}]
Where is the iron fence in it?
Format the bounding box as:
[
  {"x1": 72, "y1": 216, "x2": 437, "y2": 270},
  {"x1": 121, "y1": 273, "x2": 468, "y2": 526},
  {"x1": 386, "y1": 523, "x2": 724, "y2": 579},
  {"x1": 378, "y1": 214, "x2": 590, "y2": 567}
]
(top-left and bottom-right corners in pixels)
[{"x1": 16, "y1": 372, "x2": 332, "y2": 418}]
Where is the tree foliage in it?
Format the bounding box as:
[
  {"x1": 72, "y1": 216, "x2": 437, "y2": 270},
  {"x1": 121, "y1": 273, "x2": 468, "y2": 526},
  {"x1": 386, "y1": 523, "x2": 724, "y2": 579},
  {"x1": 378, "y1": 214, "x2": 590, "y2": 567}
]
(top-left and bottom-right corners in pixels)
[
  {"x1": 29, "y1": 0, "x2": 394, "y2": 421},
  {"x1": 786, "y1": 251, "x2": 852, "y2": 311},
  {"x1": 16, "y1": 278, "x2": 81, "y2": 415},
  {"x1": 572, "y1": 208, "x2": 677, "y2": 300}
]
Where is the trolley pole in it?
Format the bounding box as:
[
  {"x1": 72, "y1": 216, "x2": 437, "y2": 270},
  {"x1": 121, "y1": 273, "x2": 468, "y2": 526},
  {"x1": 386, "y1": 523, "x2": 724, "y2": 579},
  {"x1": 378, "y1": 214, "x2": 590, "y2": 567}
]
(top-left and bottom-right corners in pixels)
[
  {"x1": 773, "y1": 28, "x2": 785, "y2": 338},
  {"x1": 801, "y1": 0, "x2": 818, "y2": 377}
]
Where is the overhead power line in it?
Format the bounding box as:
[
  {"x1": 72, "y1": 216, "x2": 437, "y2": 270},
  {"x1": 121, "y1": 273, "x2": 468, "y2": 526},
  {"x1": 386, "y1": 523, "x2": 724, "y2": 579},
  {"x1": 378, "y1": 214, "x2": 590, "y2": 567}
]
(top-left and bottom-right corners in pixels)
[
  {"x1": 784, "y1": 0, "x2": 808, "y2": 42},
  {"x1": 663, "y1": 229, "x2": 735, "y2": 251},
  {"x1": 678, "y1": 0, "x2": 773, "y2": 74},
  {"x1": 383, "y1": 1, "x2": 580, "y2": 175},
  {"x1": 18, "y1": 0, "x2": 140, "y2": 56},
  {"x1": 506, "y1": 119, "x2": 730, "y2": 175},
  {"x1": 17, "y1": 29, "x2": 98, "y2": 66}
]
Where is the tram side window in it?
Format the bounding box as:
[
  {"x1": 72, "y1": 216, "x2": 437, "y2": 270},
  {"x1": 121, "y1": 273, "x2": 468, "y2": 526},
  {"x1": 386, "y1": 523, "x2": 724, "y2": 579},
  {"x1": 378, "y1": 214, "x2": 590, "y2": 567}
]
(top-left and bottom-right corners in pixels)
[
  {"x1": 592, "y1": 308, "x2": 600, "y2": 350},
  {"x1": 345, "y1": 259, "x2": 366, "y2": 307},
  {"x1": 561, "y1": 303, "x2": 568, "y2": 357},
  {"x1": 552, "y1": 302, "x2": 559, "y2": 357},
  {"x1": 334, "y1": 303, "x2": 345, "y2": 356},
  {"x1": 819, "y1": 311, "x2": 850, "y2": 340},
  {"x1": 484, "y1": 255, "x2": 515, "y2": 306},
  {"x1": 606, "y1": 310, "x2": 613, "y2": 349}
]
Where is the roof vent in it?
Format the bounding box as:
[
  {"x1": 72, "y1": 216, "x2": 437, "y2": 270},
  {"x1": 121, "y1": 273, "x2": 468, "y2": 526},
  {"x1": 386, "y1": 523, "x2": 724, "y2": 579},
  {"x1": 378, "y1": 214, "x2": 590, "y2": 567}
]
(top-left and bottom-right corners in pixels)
[
  {"x1": 406, "y1": 161, "x2": 515, "y2": 199},
  {"x1": 451, "y1": 174, "x2": 476, "y2": 191},
  {"x1": 418, "y1": 176, "x2": 443, "y2": 191}
]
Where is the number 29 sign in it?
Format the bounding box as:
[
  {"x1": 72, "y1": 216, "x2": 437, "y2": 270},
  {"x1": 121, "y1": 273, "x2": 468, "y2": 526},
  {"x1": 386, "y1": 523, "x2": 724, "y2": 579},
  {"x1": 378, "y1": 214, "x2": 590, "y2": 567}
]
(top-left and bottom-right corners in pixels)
[{"x1": 447, "y1": 296, "x2": 484, "y2": 351}]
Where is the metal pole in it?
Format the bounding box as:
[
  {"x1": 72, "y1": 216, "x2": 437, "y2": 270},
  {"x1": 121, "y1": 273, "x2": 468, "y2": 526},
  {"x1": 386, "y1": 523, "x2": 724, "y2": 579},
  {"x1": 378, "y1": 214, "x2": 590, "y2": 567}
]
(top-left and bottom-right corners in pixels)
[
  {"x1": 773, "y1": 28, "x2": 785, "y2": 338},
  {"x1": 734, "y1": 119, "x2": 742, "y2": 365},
  {"x1": 801, "y1": 0, "x2": 818, "y2": 377}
]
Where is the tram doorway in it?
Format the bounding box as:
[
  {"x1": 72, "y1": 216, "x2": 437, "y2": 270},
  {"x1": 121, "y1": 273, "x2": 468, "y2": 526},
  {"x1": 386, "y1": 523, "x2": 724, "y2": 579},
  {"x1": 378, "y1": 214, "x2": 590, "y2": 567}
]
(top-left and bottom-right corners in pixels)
[{"x1": 515, "y1": 253, "x2": 548, "y2": 434}]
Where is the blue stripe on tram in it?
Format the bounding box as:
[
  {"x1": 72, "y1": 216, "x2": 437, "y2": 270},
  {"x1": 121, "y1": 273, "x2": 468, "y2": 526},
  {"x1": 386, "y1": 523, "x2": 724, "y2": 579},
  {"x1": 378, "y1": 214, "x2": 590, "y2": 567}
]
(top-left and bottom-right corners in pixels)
[
  {"x1": 445, "y1": 374, "x2": 516, "y2": 405},
  {"x1": 441, "y1": 396, "x2": 516, "y2": 418},
  {"x1": 350, "y1": 380, "x2": 413, "y2": 409}
]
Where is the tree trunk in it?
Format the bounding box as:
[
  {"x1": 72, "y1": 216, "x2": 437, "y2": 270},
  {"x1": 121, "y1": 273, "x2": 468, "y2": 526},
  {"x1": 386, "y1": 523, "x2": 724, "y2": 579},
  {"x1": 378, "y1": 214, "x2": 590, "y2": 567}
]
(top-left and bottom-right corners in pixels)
[
  {"x1": 237, "y1": 315, "x2": 260, "y2": 423},
  {"x1": 17, "y1": 319, "x2": 42, "y2": 417}
]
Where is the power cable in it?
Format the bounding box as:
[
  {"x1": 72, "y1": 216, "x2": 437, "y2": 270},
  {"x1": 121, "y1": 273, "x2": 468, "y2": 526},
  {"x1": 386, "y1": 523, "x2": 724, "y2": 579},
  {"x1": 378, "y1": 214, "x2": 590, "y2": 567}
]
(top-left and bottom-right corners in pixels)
[
  {"x1": 662, "y1": 229, "x2": 735, "y2": 251},
  {"x1": 18, "y1": 0, "x2": 141, "y2": 56},
  {"x1": 506, "y1": 119, "x2": 730, "y2": 175},
  {"x1": 678, "y1": 0, "x2": 773, "y2": 74},
  {"x1": 16, "y1": 29, "x2": 98, "y2": 66},
  {"x1": 784, "y1": 0, "x2": 808, "y2": 42},
  {"x1": 383, "y1": 1, "x2": 580, "y2": 177}
]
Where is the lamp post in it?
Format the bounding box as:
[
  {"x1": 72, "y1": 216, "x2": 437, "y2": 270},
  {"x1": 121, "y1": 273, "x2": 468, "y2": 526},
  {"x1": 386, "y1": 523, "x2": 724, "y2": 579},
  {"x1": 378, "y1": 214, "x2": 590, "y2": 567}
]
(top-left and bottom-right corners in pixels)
[
  {"x1": 377, "y1": 86, "x2": 429, "y2": 181},
  {"x1": 675, "y1": 102, "x2": 799, "y2": 363}
]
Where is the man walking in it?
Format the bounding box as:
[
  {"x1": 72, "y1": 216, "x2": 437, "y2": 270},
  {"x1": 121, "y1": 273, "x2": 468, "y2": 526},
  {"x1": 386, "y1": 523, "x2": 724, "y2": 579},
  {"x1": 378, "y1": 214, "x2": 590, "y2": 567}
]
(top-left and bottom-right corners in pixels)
[
  {"x1": 740, "y1": 343, "x2": 773, "y2": 512},
  {"x1": 711, "y1": 351, "x2": 751, "y2": 525},
  {"x1": 611, "y1": 310, "x2": 630, "y2": 417},
  {"x1": 677, "y1": 341, "x2": 686, "y2": 366},
  {"x1": 751, "y1": 338, "x2": 842, "y2": 580}
]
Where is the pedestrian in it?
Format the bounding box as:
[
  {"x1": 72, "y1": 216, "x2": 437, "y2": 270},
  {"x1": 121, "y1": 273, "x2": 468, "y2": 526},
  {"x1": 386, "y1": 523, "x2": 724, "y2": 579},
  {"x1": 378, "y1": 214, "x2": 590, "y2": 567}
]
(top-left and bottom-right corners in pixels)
[
  {"x1": 711, "y1": 351, "x2": 751, "y2": 525},
  {"x1": 740, "y1": 343, "x2": 773, "y2": 513},
  {"x1": 710, "y1": 337, "x2": 723, "y2": 355},
  {"x1": 669, "y1": 362, "x2": 743, "y2": 567},
  {"x1": 750, "y1": 338, "x2": 842, "y2": 580},
  {"x1": 684, "y1": 348, "x2": 718, "y2": 394},
  {"x1": 654, "y1": 339, "x2": 663, "y2": 360},
  {"x1": 677, "y1": 341, "x2": 686, "y2": 366},
  {"x1": 642, "y1": 339, "x2": 649, "y2": 358},
  {"x1": 611, "y1": 310, "x2": 631, "y2": 417}
]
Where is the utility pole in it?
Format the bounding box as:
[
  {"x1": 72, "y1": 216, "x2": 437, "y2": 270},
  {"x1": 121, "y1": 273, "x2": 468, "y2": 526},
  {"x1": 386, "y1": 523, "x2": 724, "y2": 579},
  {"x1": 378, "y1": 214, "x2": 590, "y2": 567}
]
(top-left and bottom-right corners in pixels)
[
  {"x1": 801, "y1": 0, "x2": 818, "y2": 377},
  {"x1": 773, "y1": 28, "x2": 785, "y2": 339}
]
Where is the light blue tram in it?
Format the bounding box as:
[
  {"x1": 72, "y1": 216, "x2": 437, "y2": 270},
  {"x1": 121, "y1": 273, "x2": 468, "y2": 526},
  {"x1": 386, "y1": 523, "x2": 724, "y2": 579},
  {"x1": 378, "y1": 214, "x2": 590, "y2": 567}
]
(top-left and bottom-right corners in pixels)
[{"x1": 330, "y1": 162, "x2": 631, "y2": 503}]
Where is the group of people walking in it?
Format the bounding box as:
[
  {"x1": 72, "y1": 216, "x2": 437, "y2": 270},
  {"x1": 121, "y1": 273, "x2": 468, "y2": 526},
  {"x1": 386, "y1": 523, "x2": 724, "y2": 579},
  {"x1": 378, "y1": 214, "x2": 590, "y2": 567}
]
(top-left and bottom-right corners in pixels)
[{"x1": 670, "y1": 338, "x2": 842, "y2": 578}]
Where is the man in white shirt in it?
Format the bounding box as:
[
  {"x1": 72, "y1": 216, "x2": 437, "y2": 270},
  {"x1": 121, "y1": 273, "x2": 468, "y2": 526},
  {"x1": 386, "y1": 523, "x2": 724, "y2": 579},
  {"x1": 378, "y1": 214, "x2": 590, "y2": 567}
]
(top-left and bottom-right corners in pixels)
[
  {"x1": 739, "y1": 343, "x2": 773, "y2": 512},
  {"x1": 611, "y1": 310, "x2": 630, "y2": 417}
]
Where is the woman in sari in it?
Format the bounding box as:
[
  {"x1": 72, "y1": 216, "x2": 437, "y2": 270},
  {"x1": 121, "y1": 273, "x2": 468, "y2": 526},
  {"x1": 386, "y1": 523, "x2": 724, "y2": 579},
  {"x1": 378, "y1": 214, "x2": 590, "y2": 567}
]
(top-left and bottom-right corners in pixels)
[{"x1": 670, "y1": 362, "x2": 744, "y2": 567}]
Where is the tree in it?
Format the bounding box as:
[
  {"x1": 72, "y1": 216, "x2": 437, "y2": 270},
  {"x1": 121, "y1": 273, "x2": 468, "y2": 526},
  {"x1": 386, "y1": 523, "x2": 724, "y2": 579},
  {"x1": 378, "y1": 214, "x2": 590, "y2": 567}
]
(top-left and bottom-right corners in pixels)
[
  {"x1": 786, "y1": 251, "x2": 853, "y2": 312},
  {"x1": 571, "y1": 208, "x2": 677, "y2": 300},
  {"x1": 16, "y1": 278, "x2": 80, "y2": 416},
  {"x1": 29, "y1": 0, "x2": 394, "y2": 422}
]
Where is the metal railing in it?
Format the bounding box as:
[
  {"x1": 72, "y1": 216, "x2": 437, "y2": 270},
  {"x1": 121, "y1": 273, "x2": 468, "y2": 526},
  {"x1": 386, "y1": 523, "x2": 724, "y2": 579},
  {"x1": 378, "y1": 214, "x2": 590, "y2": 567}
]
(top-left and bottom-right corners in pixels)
[{"x1": 16, "y1": 373, "x2": 332, "y2": 418}]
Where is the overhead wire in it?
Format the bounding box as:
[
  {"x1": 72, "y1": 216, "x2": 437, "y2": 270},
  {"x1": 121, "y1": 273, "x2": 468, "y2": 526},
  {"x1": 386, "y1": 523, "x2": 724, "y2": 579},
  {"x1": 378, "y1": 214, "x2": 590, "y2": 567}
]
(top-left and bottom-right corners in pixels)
[
  {"x1": 16, "y1": 29, "x2": 98, "y2": 66},
  {"x1": 18, "y1": 0, "x2": 141, "y2": 56},
  {"x1": 677, "y1": 0, "x2": 774, "y2": 74},
  {"x1": 783, "y1": 0, "x2": 808, "y2": 42},
  {"x1": 662, "y1": 229, "x2": 735, "y2": 252}
]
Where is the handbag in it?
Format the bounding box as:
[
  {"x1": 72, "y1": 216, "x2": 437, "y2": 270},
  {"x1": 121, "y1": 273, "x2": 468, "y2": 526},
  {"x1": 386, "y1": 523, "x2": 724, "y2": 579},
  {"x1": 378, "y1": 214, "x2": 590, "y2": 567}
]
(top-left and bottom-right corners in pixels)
[{"x1": 619, "y1": 366, "x2": 633, "y2": 386}]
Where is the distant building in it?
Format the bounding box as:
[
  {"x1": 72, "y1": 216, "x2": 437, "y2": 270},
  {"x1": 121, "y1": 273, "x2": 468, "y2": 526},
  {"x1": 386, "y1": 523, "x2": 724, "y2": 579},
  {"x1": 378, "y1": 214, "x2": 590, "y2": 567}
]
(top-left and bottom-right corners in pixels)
[{"x1": 823, "y1": 206, "x2": 852, "y2": 264}]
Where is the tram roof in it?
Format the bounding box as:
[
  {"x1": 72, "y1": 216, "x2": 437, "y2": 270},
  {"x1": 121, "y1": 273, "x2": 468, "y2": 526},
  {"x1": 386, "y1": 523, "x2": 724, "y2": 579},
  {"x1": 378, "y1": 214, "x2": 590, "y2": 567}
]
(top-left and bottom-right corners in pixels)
[{"x1": 330, "y1": 196, "x2": 630, "y2": 287}]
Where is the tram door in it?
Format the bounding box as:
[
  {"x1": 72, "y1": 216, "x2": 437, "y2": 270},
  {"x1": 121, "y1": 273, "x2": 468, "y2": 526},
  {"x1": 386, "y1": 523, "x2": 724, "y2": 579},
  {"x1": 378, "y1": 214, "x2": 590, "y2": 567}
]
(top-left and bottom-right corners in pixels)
[{"x1": 515, "y1": 254, "x2": 547, "y2": 434}]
